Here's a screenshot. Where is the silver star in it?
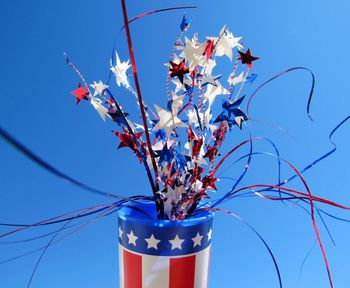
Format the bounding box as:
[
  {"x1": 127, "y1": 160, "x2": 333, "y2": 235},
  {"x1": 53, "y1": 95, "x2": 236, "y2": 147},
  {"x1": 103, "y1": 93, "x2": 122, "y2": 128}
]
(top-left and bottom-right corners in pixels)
[
  {"x1": 127, "y1": 230, "x2": 138, "y2": 246},
  {"x1": 145, "y1": 234, "x2": 160, "y2": 250},
  {"x1": 192, "y1": 232, "x2": 203, "y2": 247},
  {"x1": 110, "y1": 51, "x2": 131, "y2": 88},
  {"x1": 90, "y1": 80, "x2": 109, "y2": 97},
  {"x1": 152, "y1": 105, "x2": 187, "y2": 138},
  {"x1": 90, "y1": 98, "x2": 108, "y2": 121},
  {"x1": 207, "y1": 26, "x2": 243, "y2": 61},
  {"x1": 169, "y1": 234, "x2": 184, "y2": 250}
]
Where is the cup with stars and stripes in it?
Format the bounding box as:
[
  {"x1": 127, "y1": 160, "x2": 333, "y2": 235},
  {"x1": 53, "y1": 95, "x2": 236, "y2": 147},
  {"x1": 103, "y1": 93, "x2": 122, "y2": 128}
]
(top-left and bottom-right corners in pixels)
[{"x1": 117, "y1": 200, "x2": 215, "y2": 288}]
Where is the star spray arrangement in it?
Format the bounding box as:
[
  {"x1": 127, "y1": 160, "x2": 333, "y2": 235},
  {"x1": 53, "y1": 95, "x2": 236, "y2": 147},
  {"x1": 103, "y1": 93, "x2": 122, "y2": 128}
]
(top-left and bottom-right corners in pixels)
[
  {"x1": 2, "y1": 2, "x2": 350, "y2": 288},
  {"x1": 68, "y1": 20, "x2": 259, "y2": 220}
]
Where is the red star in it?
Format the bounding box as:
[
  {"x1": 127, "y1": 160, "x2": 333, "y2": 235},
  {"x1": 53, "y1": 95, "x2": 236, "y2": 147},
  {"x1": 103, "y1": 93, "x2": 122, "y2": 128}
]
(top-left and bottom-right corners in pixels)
[
  {"x1": 202, "y1": 175, "x2": 218, "y2": 191},
  {"x1": 70, "y1": 83, "x2": 89, "y2": 104},
  {"x1": 113, "y1": 130, "x2": 144, "y2": 162},
  {"x1": 238, "y1": 49, "x2": 259, "y2": 70},
  {"x1": 187, "y1": 128, "x2": 196, "y2": 142},
  {"x1": 192, "y1": 138, "x2": 203, "y2": 158},
  {"x1": 190, "y1": 166, "x2": 205, "y2": 184},
  {"x1": 204, "y1": 145, "x2": 219, "y2": 162},
  {"x1": 169, "y1": 59, "x2": 189, "y2": 83},
  {"x1": 203, "y1": 39, "x2": 214, "y2": 60}
]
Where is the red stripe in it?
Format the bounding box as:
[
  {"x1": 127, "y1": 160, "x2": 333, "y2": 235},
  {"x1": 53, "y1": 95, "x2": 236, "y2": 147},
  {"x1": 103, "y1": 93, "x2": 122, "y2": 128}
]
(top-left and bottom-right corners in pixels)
[
  {"x1": 169, "y1": 255, "x2": 196, "y2": 288},
  {"x1": 123, "y1": 250, "x2": 142, "y2": 288}
]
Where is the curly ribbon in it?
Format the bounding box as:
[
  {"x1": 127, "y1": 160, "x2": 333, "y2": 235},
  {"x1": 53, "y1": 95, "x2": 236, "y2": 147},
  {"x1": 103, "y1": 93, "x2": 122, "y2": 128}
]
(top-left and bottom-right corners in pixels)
[
  {"x1": 120, "y1": 0, "x2": 164, "y2": 218},
  {"x1": 204, "y1": 207, "x2": 283, "y2": 288},
  {"x1": 121, "y1": 6, "x2": 196, "y2": 30},
  {"x1": 0, "y1": 126, "x2": 124, "y2": 199},
  {"x1": 246, "y1": 67, "x2": 315, "y2": 121}
]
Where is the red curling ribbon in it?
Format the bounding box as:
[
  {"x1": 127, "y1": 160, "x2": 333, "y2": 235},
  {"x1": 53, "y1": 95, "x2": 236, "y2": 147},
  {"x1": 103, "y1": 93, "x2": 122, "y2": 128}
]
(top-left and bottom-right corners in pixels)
[
  {"x1": 120, "y1": 0, "x2": 164, "y2": 217},
  {"x1": 121, "y1": 6, "x2": 197, "y2": 30}
]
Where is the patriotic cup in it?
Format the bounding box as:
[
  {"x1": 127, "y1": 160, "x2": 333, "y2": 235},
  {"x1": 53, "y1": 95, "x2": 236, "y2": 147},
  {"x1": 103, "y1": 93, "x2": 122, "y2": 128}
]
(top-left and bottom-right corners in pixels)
[{"x1": 117, "y1": 200, "x2": 215, "y2": 288}]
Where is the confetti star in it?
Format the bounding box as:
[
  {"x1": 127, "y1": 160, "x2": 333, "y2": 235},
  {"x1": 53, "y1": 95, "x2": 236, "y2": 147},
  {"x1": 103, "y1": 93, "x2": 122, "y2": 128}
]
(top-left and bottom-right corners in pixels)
[
  {"x1": 180, "y1": 37, "x2": 206, "y2": 71},
  {"x1": 118, "y1": 226, "x2": 123, "y2": 239},
  {"x1": 238, "y1": 49, "x2": 259, "y2": 70},
  {"x1": 203, "y1": 39, "x2": 214, "y2": 60},
  {"x1": 91, "y1": 98, "x2": 108, "y2": 121},
  {"x1": 192, "y1": 232, "x2": 203, "y2": 247},
  {"x1": 207, "y1": 229, "x2": 213, "y2": 241},
  {"x1": 207, "y1": 26, "x2": 243, "y2": 61},
  {"x1": 110, "y1": 51, "x2": 131, "y2": 88},
  {"x1": 203, "y1": 82, "x2": 230, "y2": 108},
  {"x1": 227, "y1": 71, "x2": 247, "y2": 87},
  {"x1": 90, "y1": 80, "x2": 109, "y2": 97},
  {"x1": 169, "y1": 59, "x2": 190, "y2": 84},
  {"x1": 152, "y1": 105, "x2": 187, "y2": 138},
  {"x1": 145, "y1": 234, "x2": 161, "y2": 250},
  {"x1": 171, "y1": 92, "x2": 186, "y2": 115},
  {"x1": 169, "y1": 234, "x2": 184, "y2": 250},
  {"x1": 180, "y1": 14, "x2": 190, "y2": 31},
  {"x1": 127, "y1": 230, "x2": 138, "y2": 246},
  {"x1": 70, "y1": 83, "x2": 89, "y2": 104}
]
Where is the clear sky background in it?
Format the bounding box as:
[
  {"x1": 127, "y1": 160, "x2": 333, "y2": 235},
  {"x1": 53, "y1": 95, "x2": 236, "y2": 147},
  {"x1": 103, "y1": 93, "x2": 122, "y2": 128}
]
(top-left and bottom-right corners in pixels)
[{"x1": 1, "y1": 0, "x2": 350, "y2": 287}]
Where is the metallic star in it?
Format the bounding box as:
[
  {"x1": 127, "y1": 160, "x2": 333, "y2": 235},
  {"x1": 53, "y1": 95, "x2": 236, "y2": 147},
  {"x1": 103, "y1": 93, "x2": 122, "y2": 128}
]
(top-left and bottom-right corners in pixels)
[
  {"x1": 90, "y1": 80, "x2": 109, "y2": 97},
  {"x1": 110, "y1": 51, "x2": 131, "y2": 88}
]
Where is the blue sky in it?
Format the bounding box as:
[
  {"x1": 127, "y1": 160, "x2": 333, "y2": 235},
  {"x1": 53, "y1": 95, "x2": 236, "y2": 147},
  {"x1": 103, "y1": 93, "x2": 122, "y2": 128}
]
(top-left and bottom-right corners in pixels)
[{"x1": 1, "y1": 0, "x2": 350, "y2": 287}]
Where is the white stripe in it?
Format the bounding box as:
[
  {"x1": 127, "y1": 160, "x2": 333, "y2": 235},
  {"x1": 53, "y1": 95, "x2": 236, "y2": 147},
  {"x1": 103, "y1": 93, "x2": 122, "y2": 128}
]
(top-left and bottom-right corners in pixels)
[
  {"x1": 118, "y1": 244, "x2": 125, "y2": 288},
  {"x1": 142, "y1": 254, "x2": 170, "y2": 288},
  {"x1": 194, "y1": 245, "x2": 211, "y2": 288}
]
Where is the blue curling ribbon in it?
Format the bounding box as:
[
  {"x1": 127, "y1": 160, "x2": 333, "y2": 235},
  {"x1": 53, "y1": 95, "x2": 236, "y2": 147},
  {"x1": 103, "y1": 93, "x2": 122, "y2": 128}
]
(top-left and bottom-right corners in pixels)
[{"x1": 0, "y1": 126, "x2": 123, "y2": 199}]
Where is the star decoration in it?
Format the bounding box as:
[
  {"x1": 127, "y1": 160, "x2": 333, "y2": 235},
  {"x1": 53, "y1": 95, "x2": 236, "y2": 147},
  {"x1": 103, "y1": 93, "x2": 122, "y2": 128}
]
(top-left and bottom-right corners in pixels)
[
  {"x1": 238, "y1": 49, "x2": 259, "y2": 70},
  {"x1": 207, "y1": 26, "x2": 242, "y2": 61},
  {"x1": 180, "y1": 14, "x2": 190, "y2": 31},
  {"x1": 70, "y1": 83, "x2": 89, "y2": 104},
  {"x1": 171, "y1": 92, "x2": 185, "y2": 115},
  {"x1": 203, "y1": 81, "x2": 230, "y2": 108},
  {"x1": 90, "y1": 80, "x2": 109, "y2": 97},
  {"x1": 91, "y1": 98, "x2": 108, "y2": 121},
  {"x1": 180, "y1": 37, "x2": 207, "y2": 71},
  {"x1": 169, "y1": 234, "x2": 184, "y2": 250},
  {"x1": 127, "y1": 230, "x2": 138, "y2": 246},
  {"x1": 169, "y1": 59, "x2": 190, "y2": 83},
  {"x1": 145, "y1": 234, "x2": 161, "y2": 250},
  {"x1": 207, "y1": 229, "x2": 213, "y2": 241},
  {"x1": 110, "y1": 51, "x2": 131, "y2": 87},
  {"x1": 192, "y1": 232, "x2": 203, "y2": 247},
  {"x1": 227, "y1": 71, "x2": 247, "y2": 87},
  {"x1": 152, "y1": 105, "x2": 187, "y2": 138},
  {"x1": 203, "y1": 39, "x2": 214, "y2": 60},
  {"x1": 118, "y1": 226, "x2": 123, "y2": 239}
]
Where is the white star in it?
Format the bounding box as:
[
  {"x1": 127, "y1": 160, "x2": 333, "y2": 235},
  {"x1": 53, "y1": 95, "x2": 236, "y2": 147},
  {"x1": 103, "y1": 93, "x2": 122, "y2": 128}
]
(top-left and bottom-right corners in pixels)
[
  {"x1": 110, "y1": 51, "x2": 131, "y2": 88},
  {"x1": 171, "y1": 92, "x2": 185, "y2": 115},
  {"x1": 118, "y1": 226, "x2": 123, "y2": 239},
  {"x1": 203, "y1": 81, "x2": 230, "y2": 108},
  {"x1": 227, "y1": 71, "x2": 247, "y2": 87},
  {"x1": 180, "y1": 37, "x2": 206, "y2": 71},
  {"x1": 145, "y1": 234, "x2": 160, "y2": 250},
  {"x1": 207, "y1": 229, "x2": 213, "y2": 241},
  {"x1": 152, "y1": 105, "x2": 187, "y2": 138},
  {"x1": 192, "y1": 232, "x2": 203, "y2": 247},
  {"x1": 90, "y1": 98, "x2": 108, "y2": 121},
  {"x1": 90, "y1": 80, "x2": 109, "y2": 97},
  {"x1": 207, "y1": 26, "x2": 243, "y2": 61},
  {"x1": 127, "y1": 230, "x2": 138, "y2": 246},
  {"x1": 169, "y1": 234, "x2": 184, "y2": 250}
]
